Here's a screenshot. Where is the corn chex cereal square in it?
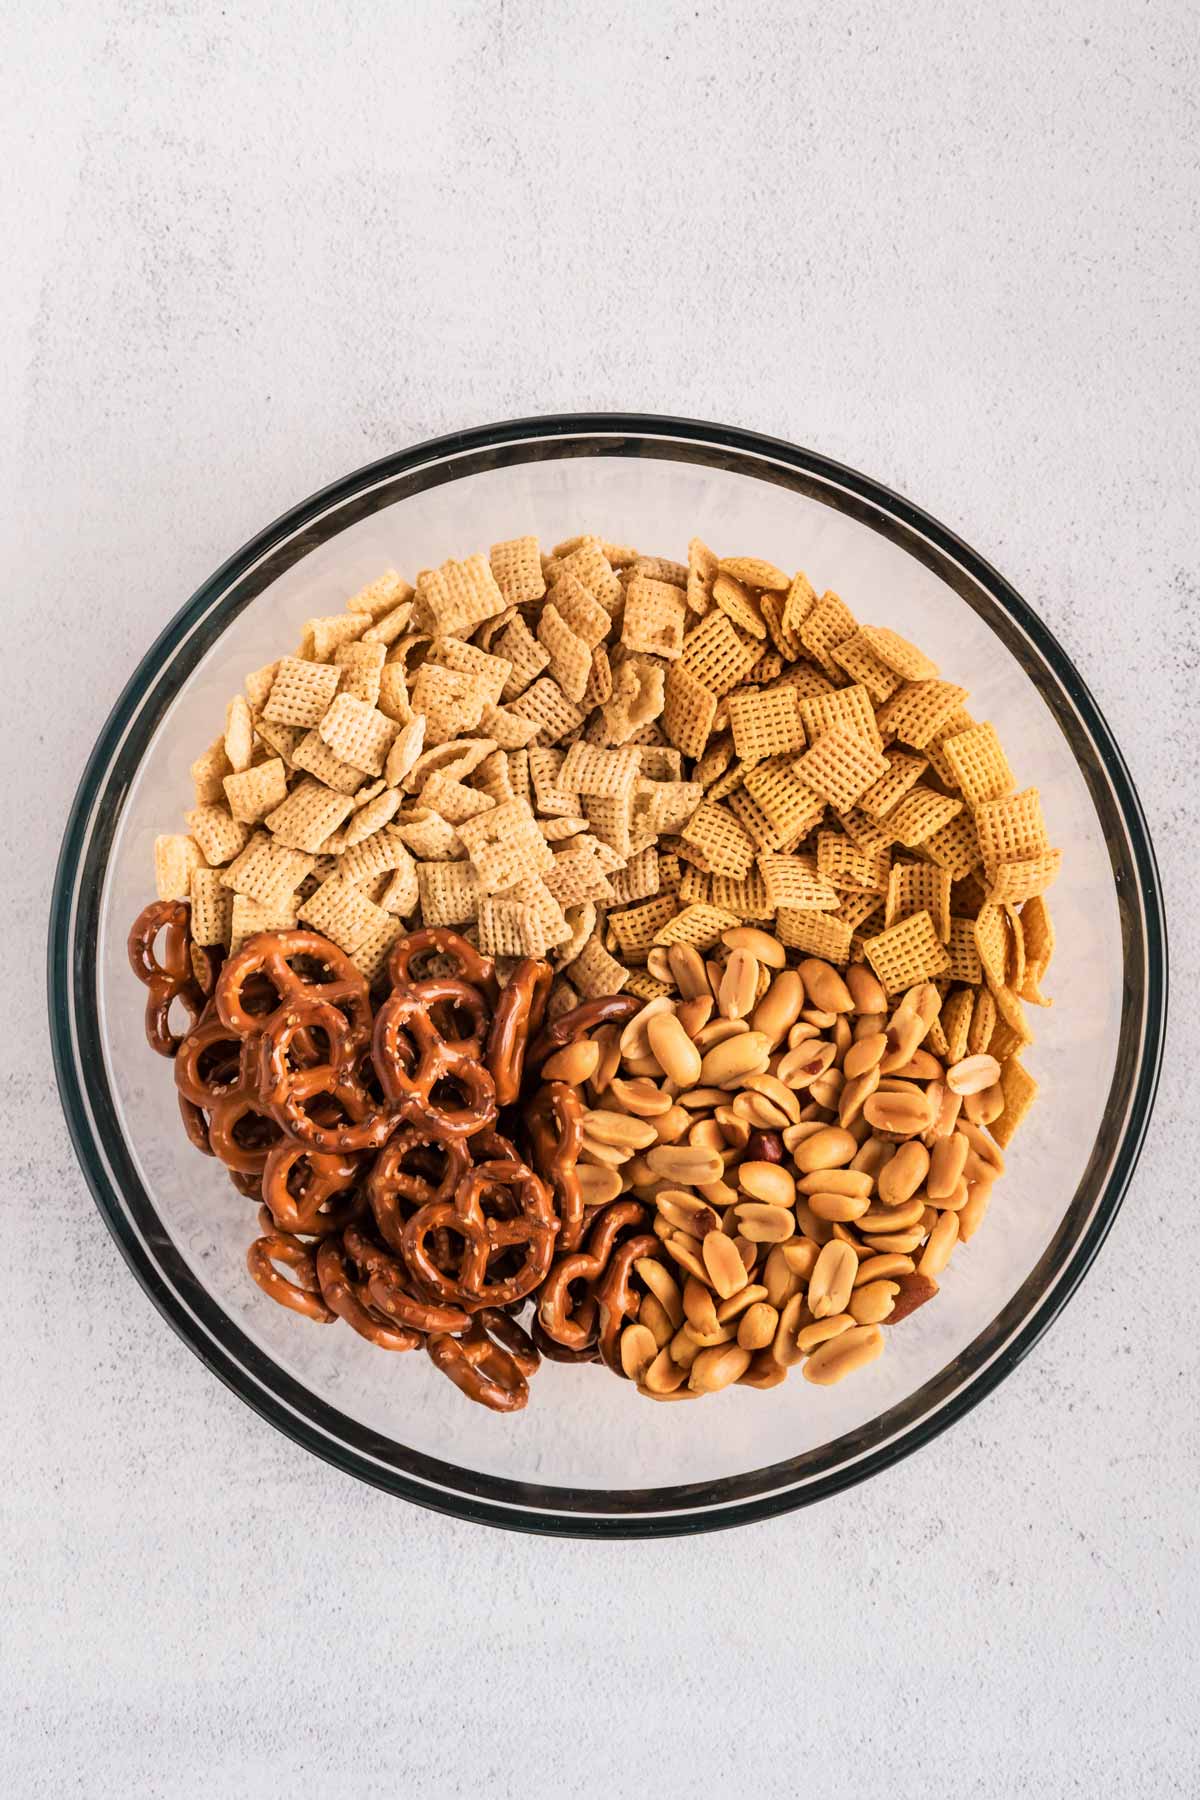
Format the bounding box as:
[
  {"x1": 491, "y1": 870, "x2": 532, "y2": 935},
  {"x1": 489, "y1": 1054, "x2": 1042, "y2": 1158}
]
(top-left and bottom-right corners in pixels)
[
  {"x1": 796, "y1": 684, "x2": 882, "y2": 752},
  {"x1": 652, "y1": 902, "x2": 742, "y2": 953},
  {"x1": 680, "y1": 799, "x2": 755, "y2": 878},
  {"x1": 830, "y1": 629, "x2": 903, "y2": 704},
  {"x1": 885, "y1": 860, "x2": 952, "y2": 942},
  {"x1": 940, "y1": 722, "x2": 1014, "y2": 808},
  {"x1": 528, "y1": 748, "x2": 582, "y2": 816},
  {"x1": 490, "y1": 536, "x2": 546, "y2": 606},
  {"x1": 223, "y1": 758, "x2": 288, "y2": 825},
  {"x1": 607, "y1": 894, "x2": 678, "y2": 959},
  {"x1": 345, "y1": 787, "x2": 401, "y2": 844},
  {"x1": 726, "y1": 686, "x2": 806, "y2": 765},
  {"x1": 621, "y1": 574, "x2": 688, "y2": 660},
  {"x1": 222, "y1": 832, "x2": 315, "y2": 907},
  {"x1": 607, "y1": 846, "x2": 659, "y2": 905},
  {"x1": 758, "y1": 853, "x2": 840, "y2": 912},
  {"x1": 921, "y1": 810, "x2": 981, "y2": 880},
  {"x1": 409, "y1": 664, "x2": 487, "y2": 740},
  {"x1": 742, "y1": 762, "x2": 825, "y2": 841},
  {"x1": 376, "y1": 665, "x2": 413, "y2": 724},
  {"x1": 677, "y1": 864, "x2": 711, "y2": 904},
  {"x1": 555, "y1": 543, "x2": 622, "y2": 613},
  {"x1": 856, "y1": 750, "x2": 928, "y2": 820},
  {"x1": 495, "y1": 615, "x2": 552, "y2": 702},
  {"x1": 189, "y1": 866, "x2": 233, "y2": 947},
  {"x1": 264, "y1": 658, "x2": 342, "y2": 728},
  {"x1": 584, "y1": 792, "x2": 633, "y2": 859},
  {"x1": 229, "y1": 893, "x2": 298, "y2": 952},
  {"x1": 974, "y1": 788, "x2": 1050, "y2": 869},
  {"x1": 776, "y1": 909, "x2": 854, "y2": 961},
  {"x1": 875, "y1": 680, "x2": 968, "y2": 749},
  {"x1": 560, "y1": 742, "x2": 641, "y2": 799},
  {"x1": 316, "y1": 695, "x2": 400, "y2": 777},
  {"x1": 864, "y1": 910, "x2": 952, "y2": 993},
  {"x1": 793, "y1": 726, "x2": 889, "y2": 811},
  {"x1": 542, "y1": 838, "x2": 616, "y2": 906},
  {"x1": 985, "y1": 851, "x2": 1063, "y2": 904},
  {"x1": 333, "y1": 639, "x2": 386, "y2": 707},
  {"x1": 859, "y1": 626, "x2": 939, "y2": 683},
  {"x1": 657, "y1": 663, "x2": 715, "y2": 760},
  {"x1": 298, "y1": 613, "x2": 368, "y2": 661},
  {"x1": 346, "y1": 569, "x2": 411, "y2": 620},
  {"x1": 153, "y1": 834, "x2": 206, "y2": 901},
  {"x1": 476, "y1": 703, "x2": 540, "y2": 750},
  {"x1": 712, "y1": 573, "x2": 766, "y2": 639},
  {"x1": 415, "y1": 861, "x2": 481, "y2": 926},
  {"x1": 818, "y1": 830, "x2": 890, "y2": 893},
  {"x1": 508, "y1": 677, "x2": 585, "y2": 744},
  {"x1": 338, "y1": 826, "x2": 417, "y2": 886},
  {"x1": 415, "y1": 555, "x2": 507, "y2": 638},
  {"x1": 886, "y1": 786, "x2": 963, "y2": 848},
  {"x1": 362, "y1": 600, "x2": 415, "y2": 648},
  {"x1": 419, "y1": 772, "x2": 496, "y2": 825},
  {"x1": 680, "y1": 611, "x2": 761, "y2": 697},
  {"x1": 186, "y1": 804, "x2": 252, "y2": 867},
  {"x1": 537, "y1": 604, "x2": 592, "y2": 702},
  {"x1": 456, "y1": 798, "x2": 554, "y2": 892},
  {"x1": 709, "y1": 866, "x2": 772, "y2": 919},
  {"x1": 991, "y1": 1057, "x2": 1038, "y2": 1149},
  {"x1": 759, "y1": 591, "x2": 804, "y2": 661},
  {"x1": 298, "y1": 877, "x2": 391, "y2": 953},
  {"x1": 264, "y1": 779, "x2": 354, "y2": 851},
  {"x1": 946, "y1": 915, "x2": 984, "y2": 982},
  {"x1": 550, "y1": 570, "x2": 611, "y2": 649},
  {"x1": 568, "y1": 934, "x2": 630, "y2": 996},
  {"x1": 431, "y1": 638, "x2": 513, "y2": 707},
  {"x1": 798, "y1": 591, "x2": 858, "y2": 675}
]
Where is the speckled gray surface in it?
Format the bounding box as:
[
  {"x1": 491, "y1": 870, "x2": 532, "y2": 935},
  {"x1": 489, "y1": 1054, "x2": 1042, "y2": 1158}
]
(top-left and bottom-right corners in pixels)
[{"x1": 4, "y1": 2, "x2": 1198, "y2": 1795}]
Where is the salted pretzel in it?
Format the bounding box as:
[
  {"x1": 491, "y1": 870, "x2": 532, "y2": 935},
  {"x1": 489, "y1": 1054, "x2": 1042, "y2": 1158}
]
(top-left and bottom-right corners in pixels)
[
  {"x1": 402, "y1": 1158, "x2": 557, "y2": 1311},
  {"x1": 372, "y1": 982, "x2": 497, "y2": 1140},
  {"x1": 536, "y1": 1199, "x2": 647, "y2": 1355},
  {"x1": 367, "y1": 1126, "x2": 472, "y2": 1253},
  {"x1": 486, "y1": 956, "x2": 552, "y2": 1106},
  {"x1": 175, "y1": 1007, "x2": 282, "y2": 1175},
  {"x1": 594, "y1": 1231, "x2": 661, "y2": 1373},
  {"x1": 216, "y1": 929, "x2": 371, "y2": 1045},
  {"x1": 260, "y1": 1141, "x2": 365, "y2": 1239},
  {"x1": 128, "y1": 900, "x2": 207, "y2": 1057},
  {"x1": 246, "y1": 1231, "x2": 336, "y2": 1324},
  {"x1": 426, "y1": 1309, "x2": 540, "y2": 1413},
  {"x1": 334, "y1": 1224, "x2": 474, "y2": 1337},
  {"x1": 315, "y1": 1236, "x2": 422, "y2": 1351},
  {"x1": 526, "y1": 1080, "x2": 587, "y2": 1253},
  {"x1": 386, "y1": 927, "x2": 499, "y2": 1003},
  {"x1": 526, "y1": 993, "x2": 643, "y2": 1070}
]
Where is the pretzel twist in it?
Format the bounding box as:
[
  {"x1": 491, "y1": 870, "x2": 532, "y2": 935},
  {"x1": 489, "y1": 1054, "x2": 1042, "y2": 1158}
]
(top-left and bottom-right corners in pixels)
[{"x1": 128, "y1": 900, "x2": 207, "y2": 1057}]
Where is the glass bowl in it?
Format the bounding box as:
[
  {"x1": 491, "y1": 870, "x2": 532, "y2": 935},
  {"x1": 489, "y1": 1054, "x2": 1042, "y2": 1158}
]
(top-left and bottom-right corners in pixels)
[{"x1": 49, "y1": 414, "x2": 1167, "y2": 1536}]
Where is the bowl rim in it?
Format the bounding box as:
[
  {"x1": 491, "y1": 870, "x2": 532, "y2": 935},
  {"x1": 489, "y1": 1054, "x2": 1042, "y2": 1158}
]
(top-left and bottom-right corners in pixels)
[{"x1": 48, "y1": 411, "x2": 1168, "y2": 1536}]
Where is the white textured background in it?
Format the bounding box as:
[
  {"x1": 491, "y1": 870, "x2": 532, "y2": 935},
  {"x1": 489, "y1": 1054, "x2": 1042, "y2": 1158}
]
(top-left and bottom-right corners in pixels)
[{"x1": 3, "y1": 3, "x2": 1197, "y2": 1796}]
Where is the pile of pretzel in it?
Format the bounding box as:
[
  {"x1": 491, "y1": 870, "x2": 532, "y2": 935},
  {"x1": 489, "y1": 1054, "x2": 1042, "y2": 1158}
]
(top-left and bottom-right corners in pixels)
[{"x1": 128, "y1": 900, "x2": 665, "y2": 1410}]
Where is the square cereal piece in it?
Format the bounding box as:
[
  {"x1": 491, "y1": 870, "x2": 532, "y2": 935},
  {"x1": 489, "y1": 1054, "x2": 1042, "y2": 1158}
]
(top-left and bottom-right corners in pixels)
[
  {"x1": 758, "y1": 853, "x2": 840, "y2": 912},
  {"x1": 798, "y1": 590, "x2": 858, "y2": 676},
  {"x1": 768, "y1": 662, "x2": 835, "y2": 702},
  {"x1": 973, "y1": 902, "x2": 1009, "y2": 989},
  {"x1": 874, "y1": 680, "x2": 969, "y2": 749},
  {"x1": 817, "y1": 830, "x2": 891, "y2": 893},
  {"x1": 346, "y1": 569, "x2": 413, "y2": 619},
  {"x1": 607, "y1": 846, "x2": 660, "y2": 906},
  {"x1": 606, "y1": 894, "x2": 679, "y2": 960},
  {"x1": 712, "y1": 573, "x2": 767, "y2": 640},
  {"x1": 939, "y1": 987, "x2": 975, "y2": 1062},
  {"x1": 186, "y1": 804, "x2": 252, "y2": 867},
  {"x1": 505, "y1": 749, "x2": 533, "y2": 811},
  {"x1": 583, "y1": 792, "x2": 633, "y2": 860},
  {"x1": 831, "y1": 629, "x2": 903, "y2": 704},
  {"x1": 797, "y1": 684, "x2": 882, "y2": 751},
  {"x1": 474, "y1": 897, "x2": 529, "y2": 961},
  {"x1": 490, "y1": 536, "x2": 546, "y2": 606},
  {"x1": 508, "y1": 678, "x2": 585, "y2": 745},
  {"x1": 339, "y1": 826, "x2": 417, "y2": 886},
  {"x1": 255, "y1": 718, "x2": 305, "y2": 765},
  {"x1": 633, "y1": 779, "x2": 702, "y2": 836},
  {"x1": 555, "y1": 543, "x2": 622, "y2": 613},
  {"x1": 542, "y1": 839, "x2": 616, "y2": 907},
  {"x1": 621, "y1": 574, "x2": 688, "y2": 660},
  {"x1": 941, "y1": 723, "x2": 1015, "y2": 808},
  {"x1": 652, "y1": 903, "x2": 741, "y2": 953},
  {"x1": 317, "y1": 694, "x2": 400, "y2": 776},
  {"x1": 560, "y1": 742, "x2": 641, "y2": 799},
  {"x1": 923, "y1": 709, "x2": 978, "y2": 786},
  {"x1": 222, "y1": 832, "x2": 315, "y2": 907},
  {"x1": 549, "y1": 570, "x2": 611, "y2": 649},
  {"x1": 456, "y1": 798, "x2": 555, "y2": 892},
  {"x1": 858, "y1": 626, "x2": 939, "y2": 683},
  {"x1": 416, "y1": 861, "x2": 481, "y2": 926},
  {"x1": 537, "y1": 604, "x2": 592, "y2": 702},
  {"x1": 191, "y1": 738, "x2": 231, "y2": 805},
  {"x1": 477, "y1": 703, "x2": 540, "y2": 751},
  {"x1": 710, "y1": 866, "x2": 773, "y2": 920},
  {"x1": 244, "y1": 662, "x2": 279, "y2": 711},
  {"x1": 991, "y1": 1057, "x2": 1039, "y2": 1150},
  {"x1": 677, "y1": 865, "x2": 711, "y2": 905},
  {"x1": 499, "y1": 876, "x2": 571, "y2": 954},
  {"x1": 946, "y1": 915, "x2": 984, "y2": 982},
  {"x1": 680, "y1": 800, "x2": 755, "y2": 878},
  {"x1": 621, "y1": 967, "x2": 672, "y2": 1002},
  {"x1": 291, "y1": 729, "x2": 371, "y2": 795},
  {"x1": 264, "y1": 657, "x2": 342, "y2": 728},
  {"x1": 224, "y1": 696, "x2": 255, "y2": 773},
  {"x1": 362, "y1": 600, "x2": 416, "y2": 648},
  {"x1": 300, "y1": 613, "x2": 367, "y2": 662},
  {"x1": 384, "y1": 717, "x2": 427, "y2": 787},
  {"x1": 342, "y1": 787, "x2": 402, "y2": 845},
  {"x1": 298, "y1": 877, "x2": 391, "y2": 954},
  {"x1": 742, "y1": 762, "x2": 825, "y2": 841},
  {"x1": 334, "y1": 638, "x2": 386, "y2": 706},
  {"x1": 864, "y1": 910, "x2": 952, "y2": 994},
  {"x1": 985, "y1": 850, "x2": 1063, "y2": 905},
  {"x1": 154, "y1": 834, "x2": 206, "y2": 901},
  {"x1": 264, "y1": 778, "x2": 355, "y2": 852},
  {"x1": 681, "y1": 611, "x2": 761, "y2": 697},
  {"x1": 471, "y1": 749, "x2": 516, "y2": 807},
  {"x1": 409, "y1": 664, "x2": 487, "y2": 740},
  {"x1": 223, "y1": 757, "x2": 289, "y2": 825},
  {"x1": 582, "y1": 647, "x2": 613, "y2": 712},
  {"x1": 229, "y1": 893, "x2": 298, "y2": 953},
  {"x1": 375, "y1": 664, "x2": 413, "y2": 724},
  {"x1": 923, "y1": 809, "x2": 982, "y2": 880},
  {"x1": 495, "y1": 615, "x2": 552, "y2": 702},
  {"x1": 834, "y1": 887, "x2": 884, "y2": 934},
  {"x1": 759, "y1": 590, "x2": 804, "y2": 661},
  {"x1": 974, "y1": 788, "x2": 1050, "y2": 870},
  {"x1": 886, "y1": 786, "x2": 963, "y2": 848},
  {"x1": 415, "y1": 555, "x2": 507, "y2": 638},
  {"x1": 349, "y1": 914, "x2": 404, "y2": 983},
  {"x1": 378, "y1": 859, "x2": 420, "y2": 917},
  {"x1": 432, "y1": 637, "x2": 513, "y2": 707},
  {"x1": 776, "y1": 909, "x2": 854, "y2": 961},
  {"x1": 189, "y1": 866, "x2": 233, "y2": 948},
  {"x1": 794, "y1": 726, "x2": 889, "y2": 811},
  {"x1": 718, "y1": 555, "x2": 789, "y2": 591},
  {"x1": 727, "y1": 686, "x2": 806, "y2": 766},
  {"x1": 857, "y1": 750, "x2": 928, "y2": 819},
  {"x1": 885, "y1": 860, "x2": 953, "y2": 942},
  {"x1": 662, "y1": 663, "x2": 717, "y2": 760},
  {"x1": 728, "y1": 786, "x2": 787, "y2": 852},
  {"x1": 637, "y1": 746, "x2": 683, "y2": 781},
  {"x1": 572, "y1": 928, "x2": 633, "y2": 1000},
  {"x1": 597, "y1": 656, "x2": 665, "y2": 747},
  {"x1": 528, "y1": 747, "x2": 582, "y2": 816},
  {"x1": 406, "y1": 739, "x2": 497, "y2": 793},
  {"x1": 685, "y1": 536, "x2": 718, "y2": 615},
  {"x1": 418, "y1": 772, "x2": 496, "y2": 825},
  {"x1": 782, "y1": 570, "x2": 819, "y2": 636}
]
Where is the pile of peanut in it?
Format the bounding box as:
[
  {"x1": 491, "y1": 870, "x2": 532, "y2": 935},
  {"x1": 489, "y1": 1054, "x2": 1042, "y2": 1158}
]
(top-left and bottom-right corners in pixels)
[{"x1": 540, "y1": 928, "x2": 1007, "y2": 1397}]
